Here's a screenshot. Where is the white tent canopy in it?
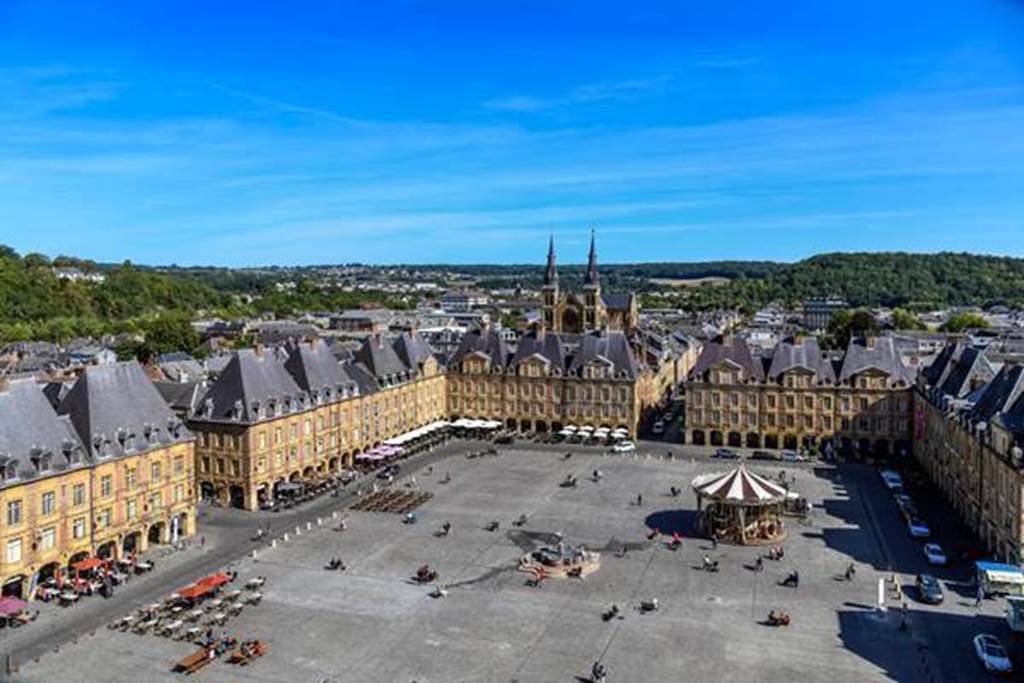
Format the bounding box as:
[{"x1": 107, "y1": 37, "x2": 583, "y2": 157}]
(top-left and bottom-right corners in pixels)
[{"x1": 692, "y1": 466, "x2": 788, "y2": 505}]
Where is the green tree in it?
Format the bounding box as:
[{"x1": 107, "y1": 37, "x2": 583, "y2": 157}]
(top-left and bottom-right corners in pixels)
[
  {"x1": 891, "y1": 308, "x2": 926, "y2": 331},
  {"x1": 941, "y1": 312, "x2": 989, "y2": 333}
]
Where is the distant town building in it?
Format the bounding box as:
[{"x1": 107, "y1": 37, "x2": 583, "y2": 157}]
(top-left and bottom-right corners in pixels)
[
  {"x1": 801, "y1": 298, "x2": 847, "y2": 332},
  {"x1": 51, "y1": 267, "x2": 106, "y2": 283},
  {"x1": 440, "y1": 290, "x2": 489, "y2": 313}
]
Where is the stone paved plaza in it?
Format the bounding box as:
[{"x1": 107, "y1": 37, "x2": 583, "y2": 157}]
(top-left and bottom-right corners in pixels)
[{"x1": 12, "y1": 447, "x2": 932, "y2": 682}]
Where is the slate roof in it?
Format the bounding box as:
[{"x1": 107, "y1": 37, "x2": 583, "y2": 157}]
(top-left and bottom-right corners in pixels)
[
  {"x1": 58, "y1": 361, "x2": 191, "y2": 459},
  {"x1": 838, "y1": 336, "x2": 912, "y2": 386},
  {"x1": 970, "y1": 364, "x2": 1024, "y2": 422},
  {"x1": 510, "y1": 330, "x2": 565, "y2": 369},
  {"x1": 0, "y1": 380, "x2": 88, "y2": 485},
  {"x1": 194, "y1": 348, "x2": 306, "y2": 424},
  {"x1": 601, "y1": 292, "x2": 634, "y2": 311},
  {"x1": 937, "y1": 345, "x2": 996, "y2": 399},
  {"x1": 154, "y1": 380, "x2": 206, "y2": 416},
  {"x1": 690, "y1": 337, "x2": 765, "y2": 382},
  {"x1": 392, "y1": 331, "x2": 434, "y2": 370},
  {"x1": 449, "y1": 329, "x2": 510, "y2": 370},
  {"x1": 767, "y1": 337, "x2": 836, "y2": 383},
  {"x1": 284, "y1": 339, "x2": 357, "y2": 402},
  {"x1": 567, "y1": 331, "x2": 640, "y2": 379},
  {"x1": 355, "y1": 336, "x2": 411, "y2": 382}
]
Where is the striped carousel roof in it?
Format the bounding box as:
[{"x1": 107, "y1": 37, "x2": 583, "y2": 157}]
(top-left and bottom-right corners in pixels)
[{"x1": 691, "y1": 465, "x2": 788, "y2": 504}]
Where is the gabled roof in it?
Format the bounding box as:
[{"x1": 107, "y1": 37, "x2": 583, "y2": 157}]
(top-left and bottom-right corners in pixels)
[
  {"x1": 690, "y1": 337, "x2": 764, "y2": 382},
  {"x1": 59, "y1": 361, "x2": 191, "y2": 458},
  {"x1": 767, "y1": 337, "x2": 835, "y2": 383},
  {"x1": 838, "y1": 336, "x2": 912, "y2": 386}
]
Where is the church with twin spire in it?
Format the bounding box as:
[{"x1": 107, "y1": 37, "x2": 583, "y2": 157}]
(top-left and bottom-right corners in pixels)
[{"x1": 541, "y1": 231, "x2": 639, "y2": 334}]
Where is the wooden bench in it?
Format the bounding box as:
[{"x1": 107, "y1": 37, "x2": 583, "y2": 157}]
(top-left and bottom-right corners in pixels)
[
  {"x1": 173, "y1": 647, "x2": 215, "y2": 674},
  {"x1": 228, "y1": 641, "x2": 268, "y2": 666}
]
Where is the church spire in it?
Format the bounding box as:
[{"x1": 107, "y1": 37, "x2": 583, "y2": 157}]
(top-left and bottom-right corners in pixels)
[
  {"x1": 584, "y1": 228, "x2": 599, "y2": 287},
  {"x1": 544, "y1": 234, "x2": 558, "y2": 286}
]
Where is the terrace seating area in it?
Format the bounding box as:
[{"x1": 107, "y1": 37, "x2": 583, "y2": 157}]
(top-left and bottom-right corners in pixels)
[{"x1": 351, "y1": 489, "x2": 433, "y2": 514}]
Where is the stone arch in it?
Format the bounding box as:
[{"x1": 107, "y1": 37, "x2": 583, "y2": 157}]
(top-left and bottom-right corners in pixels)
[
  {"x1": 229, "y1": 484, "x2": 246, "y2": 509},
  {"x1": 745, "y1": 432, "x2": 760, "y2": 448},
  {"x1": 874, "y1": 439, "x2": 890, "y2": 457},
  {"x1": 535, "y1": 420, "x2": 548, "y2": 433},
  {"x1": 122, "y1": 530, "x2": 142, "y2": 556},
  {"x1": 2, "y1": 575, "x2": 26, "y2": 599},
  {"x1": 691, "y1": 430, "x2": 705, "y2": 446},
  {"x1": 148, "y1": 521, "x2": 166, "y2": 545},
  {"x1": 783, "y1": 434, "x2": 798, "y2": 450},
  {"x1": 198, "y1": 481, "x2": 216, "y2": 502},
  {"x1": 709, "y1": 430, "x2": 723, "y2": 446},
  {"x1": 764, "y1": 434, "x2": 779, "y2": 449},
  {"x1": 727, "y1": 431, "x2": 742, "y2": 448}
]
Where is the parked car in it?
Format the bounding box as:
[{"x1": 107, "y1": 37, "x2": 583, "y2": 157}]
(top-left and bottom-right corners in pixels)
[
  {"x1": 652, "y1": 420, "x2": 665, "y2": 435},
  {"x1": 750, "y1": 450, "x2": 779, "y2": 461},
  {"x1": 974, "y1": 633, "x2": 1013, "y2": 675},
  {"x1": 781, "y1": 450, "x2": 807, "y2": 462},
  {"x1": 494, "y1": 433, "x2": 515, "y2": 444},
  {"x1": 377, "y1": 464, "x2": 401, "y2": 479},
  {"x1": 923, "y1": 543, "x2": 948, "y2": 566},
  {"x1": 612, "y1": 441, "x2": 636, "y2": 453},
  {"x1": 894, "y1": 493, "x2": 913, "y2": 508},
  {"x1": 880, "y1": 469, "x2": 904, "y2": 492},
  {"x1": 712, "y1": 448, "x2": 740, "y2": 459},
  {"x1": 915, "y1": 574, "x2": 944, "y2": 604},
  {"x1": 908, "y1": 518, "x2": 931, "y2": 539}
]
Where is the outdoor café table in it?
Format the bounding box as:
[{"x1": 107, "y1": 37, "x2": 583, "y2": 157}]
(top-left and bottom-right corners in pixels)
[
  {"x1": 186, "y1": 609, "x2": 204, "y2": 622},
  {"x1": 135, "y1": 561, "x2": 153, "y2": 573},
  {"x1": 205, "y1": 599, "x2": 222, "y2": 610},
  {"x1": 183, "y1": 626, "x2": 202, "y2": 641},
  {"x1": 171, "y1": 605, "x2": 184, "y2": 614},
  {"x1": 245, "y1": 578, "x2": 265, "y2": 589},
  {"x1": 59, "y1": 592, "x2": 79, "y2": 605},
  {"x1": 225, "y1": 589, "x2": 242, "y2": 600},
  {"x1": 161, "y1": 620, "x2": 183, "y2": 635},
  {"x1": 208, "y1": 612, "x2": 227, "y2": 626},
  {"x1": 110, "y1": 571, "x2": 128, "y2": 584},
  {"x1": 143, "y1": 602, "x2": 161, "y2": 613},
  {"x1": 136, "y1": 618, "x2": 159, "y2": 633},
  {"x1": 245, "y1": 592, "x2": 263, "y2": 604}
]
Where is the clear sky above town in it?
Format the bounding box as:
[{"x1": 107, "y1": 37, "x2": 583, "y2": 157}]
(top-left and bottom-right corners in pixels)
[{"x1": 1, "y1": 1, "x2": 1023, "y2": 266}]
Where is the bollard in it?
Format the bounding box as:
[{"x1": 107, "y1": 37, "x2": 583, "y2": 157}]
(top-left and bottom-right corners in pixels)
[
  {"x1": 317, "y1": 517, "x2": 323, "y2": 526},
  {"x1": 306, "y1": 521, "x2": 312, "y2": 530},
  {"x1": 295, "y1": 525, "x2": 301, "y2": 534},
  {"x1": 282, "y1": 533, "x2": 289, "y2": 542},
  {"x1": 332, "y1": 510, "x2": 338, "y2": 519},
  {"x1": 270, "y1": 539, "x2": 277, "y2": 548},
  {"x1": 251, "y1": 549, "x2": 258, "y2": 559}
]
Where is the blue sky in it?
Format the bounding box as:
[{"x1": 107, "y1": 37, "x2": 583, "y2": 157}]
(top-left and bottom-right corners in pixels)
[{"x1": 1, "y1": 1, "x2": 1023, "y2": 266}]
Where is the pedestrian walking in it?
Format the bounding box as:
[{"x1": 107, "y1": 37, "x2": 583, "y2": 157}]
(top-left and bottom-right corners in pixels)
[
  {"x1": 976, "y1": 584, "x2": 985, "y2": 607},
  {"x1": 200, "y1": 535, "x2": 206, "y2": 548},
  {"x1": 636, "y1": 493, "x2": 643, "y2": 506}
]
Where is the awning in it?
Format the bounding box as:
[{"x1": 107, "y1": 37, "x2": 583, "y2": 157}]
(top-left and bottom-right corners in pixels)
[
  {"x1": 198, "y1": 573, "x2": 231, "y2": 588},
  {"x1": 983, "y1": 570, "x2": 1024, "y2": 585},
  {"x1": 176, "y1": 583, "x2": 213, "y2": 600},
  {"x1": 692, "y1": 465, "x2": 789, "y2": 504},
  {"x1": 275, "y1": 481, "x2": 303, "y2": 492},
  {"x1": 72, "y1": 557, "x2": 108, "y2": 572},
  {"x1": 0, "y1": 596, "x2": 28, "y2": 616}
]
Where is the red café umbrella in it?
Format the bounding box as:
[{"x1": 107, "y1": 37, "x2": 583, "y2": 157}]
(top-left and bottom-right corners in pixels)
[{"x1": 71, "y1": 557, "x2": 107, "y2": 573}]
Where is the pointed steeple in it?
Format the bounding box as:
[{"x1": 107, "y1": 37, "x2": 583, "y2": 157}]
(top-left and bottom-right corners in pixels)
[
  {"x1": 544, "y1": 235, "x2": 558, "y2": 287},
  {"x1": 584, "y1": 228, "x2": 599, "y2": 287}
]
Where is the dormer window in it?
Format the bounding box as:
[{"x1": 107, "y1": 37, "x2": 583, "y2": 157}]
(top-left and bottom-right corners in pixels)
[
  {"x1": 232, "y1": 399, "x2": 244, "y2": 420},
  {"x1": 3, "y1": 461, "x2": 16, "y2": 481}
]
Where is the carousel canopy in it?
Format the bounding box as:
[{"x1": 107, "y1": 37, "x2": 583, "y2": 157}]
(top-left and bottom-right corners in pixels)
[{"x1": 691, "y1": 466, "x2": 788, "y2": 505}]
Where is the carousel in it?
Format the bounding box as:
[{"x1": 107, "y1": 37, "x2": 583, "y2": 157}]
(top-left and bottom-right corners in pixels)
[
  {"x1": 518, "y1": 541, "x2": 601, "y2": 579},
  {"x1": 691, "y1": 465, "x2": 790, "y2": 545}
]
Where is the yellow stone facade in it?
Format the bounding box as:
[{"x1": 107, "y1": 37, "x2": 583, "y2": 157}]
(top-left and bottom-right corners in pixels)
[
  {"x1": 0, "y1": 441, "x2": 195, "y2": 598},
  {"x1": 192, "y1": 363, "x2": 446, "y2": 511}
]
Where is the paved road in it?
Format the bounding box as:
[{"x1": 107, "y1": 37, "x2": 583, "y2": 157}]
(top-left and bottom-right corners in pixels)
[
  {"x1": 843, "y1": 463, "x2": 1013, "y2": 683},
  {"x1": 0, "y1": 439, "x2": 474, "y2": 674}
]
